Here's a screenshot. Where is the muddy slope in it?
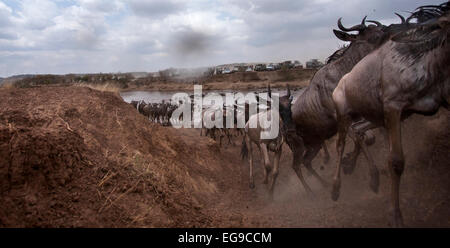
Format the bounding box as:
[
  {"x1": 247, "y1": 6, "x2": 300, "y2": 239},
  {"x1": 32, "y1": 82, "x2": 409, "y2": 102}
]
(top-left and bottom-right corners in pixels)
[{"x1": 0, "y1": 86, "x2": 233, "y2": 227}]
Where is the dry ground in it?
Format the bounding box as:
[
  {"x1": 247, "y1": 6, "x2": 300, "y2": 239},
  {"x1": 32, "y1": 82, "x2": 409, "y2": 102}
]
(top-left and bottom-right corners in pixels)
[{"x1": 0, "y1": 86, "x2": 448, "y2": 227}]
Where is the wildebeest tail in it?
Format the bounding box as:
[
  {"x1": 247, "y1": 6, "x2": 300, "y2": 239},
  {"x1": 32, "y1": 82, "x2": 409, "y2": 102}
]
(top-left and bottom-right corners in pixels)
[{"x1": 240, "y1": 136, "x2": 248, "y2": 160}]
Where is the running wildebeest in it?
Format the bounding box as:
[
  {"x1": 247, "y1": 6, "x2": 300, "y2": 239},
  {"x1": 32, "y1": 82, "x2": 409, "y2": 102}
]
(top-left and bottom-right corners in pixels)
[
  {"x1": 285, "y1": 15, "x2": 411, "y2": 193},
  {"x1": 203, "y1": 107, "x2": 234, "y2": 147},
  {"x1": 241, "y1": 104, "x2": 284, "y2": 196},
  {"x1": 332, "y1": 3, "x2": 449, "y2": 227},
  {"x1": 277, "y1": 84, "x2": 332, "y2": 194},
  {"x1": 248, "y1": 84, "x2": 329, "y2": 195}
]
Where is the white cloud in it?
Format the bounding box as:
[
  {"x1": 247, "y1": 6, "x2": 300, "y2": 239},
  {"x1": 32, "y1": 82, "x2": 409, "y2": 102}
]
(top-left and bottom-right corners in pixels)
[
  {"x1": 127, "y1": 0, "x2": 185, "y2": 18},
  {"x1": 16, "y1": 0, "x2": 59, "y2": 30},
  {"x1": 0, "y1": 0, "x2": 446, "y2": 77},
  {"x1": 0, "y1": 1, "x2": 14, "y2": 27}
]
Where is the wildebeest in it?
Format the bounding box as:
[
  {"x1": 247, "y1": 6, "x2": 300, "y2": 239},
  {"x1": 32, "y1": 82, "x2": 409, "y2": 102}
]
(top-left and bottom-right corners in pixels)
[
  {"x1": 285, "y1": 15, "x2": 410, "y2": 193},
  {"x1": 137, "y1": 100, "x2": 146, "y2": 114},
  {"x1": 130, "y1": 100, "x2": 139, "y2": 109},
  {"x1": 200, "y1": 106, "x2": 234, "y2": 147},
  {"x1": 332, "y1": 4, "x2": 449, "y2": 226},
  {"x1": 241, "y1": 106, "x2": 284, "y2": 196},
  {"x1": 277, "y1": 85, "x2": 333, "y2": 194}
]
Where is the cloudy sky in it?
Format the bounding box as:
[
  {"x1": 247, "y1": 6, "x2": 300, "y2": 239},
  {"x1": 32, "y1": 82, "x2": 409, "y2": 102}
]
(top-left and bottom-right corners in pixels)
[{"x1": 0, "y1": 0, "x2": 443, "y2": 77}]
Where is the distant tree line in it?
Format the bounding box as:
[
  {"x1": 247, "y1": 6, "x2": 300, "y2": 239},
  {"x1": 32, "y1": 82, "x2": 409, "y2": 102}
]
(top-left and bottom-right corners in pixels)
[{"x1": 13, "y1": 73, "x2": 134, "y2": 88}]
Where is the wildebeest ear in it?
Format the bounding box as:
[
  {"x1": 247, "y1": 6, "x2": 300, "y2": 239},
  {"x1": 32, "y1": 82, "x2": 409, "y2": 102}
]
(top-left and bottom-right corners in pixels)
[{"x1": 333, "y1": 29, "x2": 356, "y2": 41}]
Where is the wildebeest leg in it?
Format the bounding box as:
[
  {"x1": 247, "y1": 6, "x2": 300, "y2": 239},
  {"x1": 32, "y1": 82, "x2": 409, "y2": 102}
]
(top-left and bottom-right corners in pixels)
[
  {"x1": 226, "y1": 129, "x2": 233, "y2": 145},
  {"x1": 349, "y1": 127, "x2": 380, "y2": 194},
  {"x1": 268, "y1": 147, "x2": 282, "y2": 198},
  {"x1": 291, "y1": 145, "x2": 313, "y2": 195},
  {"x1": 235, "y1": 128, "x2": 242, "y2": 137},
  {"x1": 200, "y1": 127, "x2": 207, "y2": 136},
  {"x1": 321, "y1": 142, "x2": 330, "y2": 164},
  {"x1": 331, "y1": 115, "x2": 351, "y2": 201},
  {"x1": 384, "y1": 106, "x2": 405, "y2": 227},
  {"x1": 303, "y1": 144, "x2": 328, "y2": 188},
  {"x1": 206, "y1": 128, "x2": 214, "y2": 139},
  {"x1": 258, "y1": 144, "x2": 271, "y2": 184},
  {"x1": 245, "y1": 135, "x2": 255, "y2": 189},
  {"x1": 341, "y1": 135, "x2": 361, "y2": 175},
  {"x1": 360, "y1": 137, "x2": 379, "y2": 194},
  {"x1": 341, "y1": 120, "x2": 376, "y2": 174},
  {"x1": 285, "y1": 133, "x2": 313, "y2": 194}
]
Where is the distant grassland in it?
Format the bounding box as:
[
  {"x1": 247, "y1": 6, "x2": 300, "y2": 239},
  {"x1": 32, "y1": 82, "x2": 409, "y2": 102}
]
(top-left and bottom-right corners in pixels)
[{"x1": 2, "y1": 68, "x2": 316, "y2": 92}]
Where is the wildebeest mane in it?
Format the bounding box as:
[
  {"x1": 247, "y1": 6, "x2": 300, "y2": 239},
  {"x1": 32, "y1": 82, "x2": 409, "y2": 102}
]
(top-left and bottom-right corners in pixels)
[
  {"x1": 393, "y1": 2, "x2": 448, "y2": 60},
  {"x1": 392, "y1": 24, "x2": 447, "y2": 61},
  {"x1": 407, "y1": 1, "x2": 449, "y2": 23},
  {"x1": 326, "y1": 44, "x2": 349, "y2": 64}
]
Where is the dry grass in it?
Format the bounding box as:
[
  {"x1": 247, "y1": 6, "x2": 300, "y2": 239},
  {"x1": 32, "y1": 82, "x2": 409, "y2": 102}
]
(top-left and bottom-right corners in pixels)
[
  {"x1": 0, "y1": 82, "x2": 16, "y2": 89},
  {"x1": 73, "y1": 82, "x2": 121, "y2": 93},
  {"x1": 1, "y1": 81, "x2": 121, "y2": 93}
]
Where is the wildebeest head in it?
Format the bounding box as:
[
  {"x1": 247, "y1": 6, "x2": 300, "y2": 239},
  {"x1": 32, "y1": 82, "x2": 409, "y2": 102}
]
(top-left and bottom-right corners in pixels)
[
  {"x1": 333, "y1": 16, "x2": 388, "y2": 46},
  {"x1": 278, "y1": 84, "x2": 294, "y2": 130},
  {"x1": 138, "y1": 100, "x2": 146, "y2": 113},
  {"x1": 130, "y1": 100, "x2": 139, "y2": 109}
]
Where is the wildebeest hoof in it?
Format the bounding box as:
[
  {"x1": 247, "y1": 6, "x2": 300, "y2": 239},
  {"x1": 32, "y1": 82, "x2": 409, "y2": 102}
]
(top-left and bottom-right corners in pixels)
[
  {"x1": 331, "y1": 181, "x2": 341, "y2": 201},
  {"x1": 369, "y1": 170, "x2": 380, "y2": 194},
  {"x1": 249, "y1": 182, "x2": 255, "y2": 189}
]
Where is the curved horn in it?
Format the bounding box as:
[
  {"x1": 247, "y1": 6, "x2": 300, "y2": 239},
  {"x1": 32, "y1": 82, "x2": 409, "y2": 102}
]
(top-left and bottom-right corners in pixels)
[
  {"x1": 406, "y1": 14, "x2": 415, "y2": 23},
  {"x1": 286, "y1": 84, "x2": 291, "y2": 97},
  {"x1": 415, "y1": 4, "x2": 441, "y2": 10},
  {"x1": 404, "y1": 11, "x2": 415, "y2": 23},
  {"x1": 337, "y1": 16, "x2": 367, "y2": 32},
  {"x1": 361, "y1": 15, "x2": 367, "y2": 26},
  {"x1": 337, "y1": 17, "x2": 351, "y2": 31},
  {"x1": 395, "y1": 12, "x2": 406, "y2": 24},
  {"x1": 367, "y1": 20, "x2": 382, "y2": 27}
]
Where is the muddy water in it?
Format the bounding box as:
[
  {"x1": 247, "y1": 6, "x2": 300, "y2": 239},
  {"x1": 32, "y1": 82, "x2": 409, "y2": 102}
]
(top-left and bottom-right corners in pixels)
[{"x1": 120, "y1": 88, "x2": 304, "y2": 103}]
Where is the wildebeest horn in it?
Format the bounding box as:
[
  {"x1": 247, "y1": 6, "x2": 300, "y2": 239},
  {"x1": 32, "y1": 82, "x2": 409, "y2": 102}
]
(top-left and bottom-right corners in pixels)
[
  {"x1": 361, "y1": 16, "x2": 367, "y2": 26},
  {"x1": 415, "y1": 4, "x2": 441, "y2": 10},
  {"x1": 286, "y1": 84, "x2": 291, "y2": 97},
  {"x1": 395, "y1": 12, "x2": 406, "y2": 24},
  {"x1": 405, "y1": 11, "x2": 415, "y2": 23},
  {"x1": 337, "y1": 16, "x2": 367, "y2": 32},
  {"x1": 367, "y1": 20, "x2": 382, "y2": 27}
]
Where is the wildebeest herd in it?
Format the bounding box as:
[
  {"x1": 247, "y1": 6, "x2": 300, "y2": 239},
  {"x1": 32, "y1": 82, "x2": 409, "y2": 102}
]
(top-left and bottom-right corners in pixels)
[
  {"x1": 130, "y1": 2, "x2": 449, "y2": 227},
  {"x1": 131, "y1": 100, "x2": 179, "y2": 125}
]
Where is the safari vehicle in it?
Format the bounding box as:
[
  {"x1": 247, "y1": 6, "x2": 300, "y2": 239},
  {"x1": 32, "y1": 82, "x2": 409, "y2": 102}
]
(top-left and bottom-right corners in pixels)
[
  {"x1": 254, "y1": 64, "x2": 266, "y2": 71},
  {"x1": 265, "y1": 64, "x2": 275, "y2": 71}
]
